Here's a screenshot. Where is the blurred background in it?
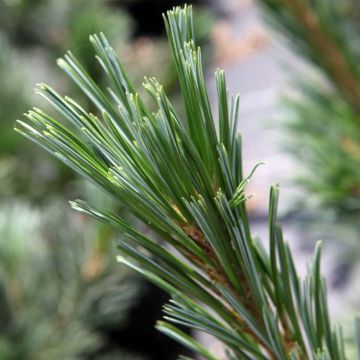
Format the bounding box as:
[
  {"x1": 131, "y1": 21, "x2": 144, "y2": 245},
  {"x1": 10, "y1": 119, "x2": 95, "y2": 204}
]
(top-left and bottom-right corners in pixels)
[{"x1": 0, "y1": 0, "x2": 359, "y2": 359}]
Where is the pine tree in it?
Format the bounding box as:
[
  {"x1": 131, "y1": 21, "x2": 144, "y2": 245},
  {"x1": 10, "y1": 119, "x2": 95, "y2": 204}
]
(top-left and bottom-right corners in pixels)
[{"x1": 16, "y1": 5, "x2": 360, "y2": 359}]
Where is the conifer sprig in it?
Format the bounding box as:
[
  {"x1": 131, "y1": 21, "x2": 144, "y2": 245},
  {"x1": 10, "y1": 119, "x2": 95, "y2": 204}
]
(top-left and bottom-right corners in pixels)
[{"x1": 16, "y1": 5, "x2": 355, "y2": 359}]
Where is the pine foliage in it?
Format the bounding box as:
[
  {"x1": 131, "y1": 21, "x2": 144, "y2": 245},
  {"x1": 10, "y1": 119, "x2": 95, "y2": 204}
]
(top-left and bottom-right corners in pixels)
[{"x1": 16, "y1": 5, "x2": 359, "y2": 359}]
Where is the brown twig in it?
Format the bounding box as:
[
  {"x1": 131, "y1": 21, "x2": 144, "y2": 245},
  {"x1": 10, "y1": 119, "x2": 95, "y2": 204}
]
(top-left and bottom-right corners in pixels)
[{"x1": 179, "y1": 221, "x2": 280, "y2": 359}]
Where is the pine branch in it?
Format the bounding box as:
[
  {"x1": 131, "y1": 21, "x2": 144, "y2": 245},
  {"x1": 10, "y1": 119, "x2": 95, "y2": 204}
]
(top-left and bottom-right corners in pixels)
[{"x1": 15, "y1": 5, "x2": 354, "y2": 359}]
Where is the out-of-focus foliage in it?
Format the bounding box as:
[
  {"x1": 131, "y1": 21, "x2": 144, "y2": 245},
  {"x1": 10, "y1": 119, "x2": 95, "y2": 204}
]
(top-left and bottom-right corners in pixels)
[
  {"x1": 0, "y1": 200, "x2": 140, "y2": 360},
  {"x1": 257, "y1": 0, "x2": 360, "y2": 218},
  {"x1": 0, "y1": 37, "x2": 30, "y2": 153},
  {"x1": 0, "y1": 0, "x2": 132, "y2": 49},
  {"x1": 284, "y1": 83, "x2": 360, "y2": 214}
]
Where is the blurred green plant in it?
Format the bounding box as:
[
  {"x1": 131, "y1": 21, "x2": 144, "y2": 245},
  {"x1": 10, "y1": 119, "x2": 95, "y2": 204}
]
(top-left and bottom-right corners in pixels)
[
  {"x1": 0, "y1": 0, "x2": 132, "y2": 49},
  {"x1": 0, "y1": 200, "x2": 141, "y2": 360},
  {"x1": 0, "y1": 37, "x2": 30, "y2": 153},
  {"x1": 257, "y1": 0, "x2": 360, "y2": 217},
  {"x1": 16, "y1": 5, "x2": 360, "y2": 359}
]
